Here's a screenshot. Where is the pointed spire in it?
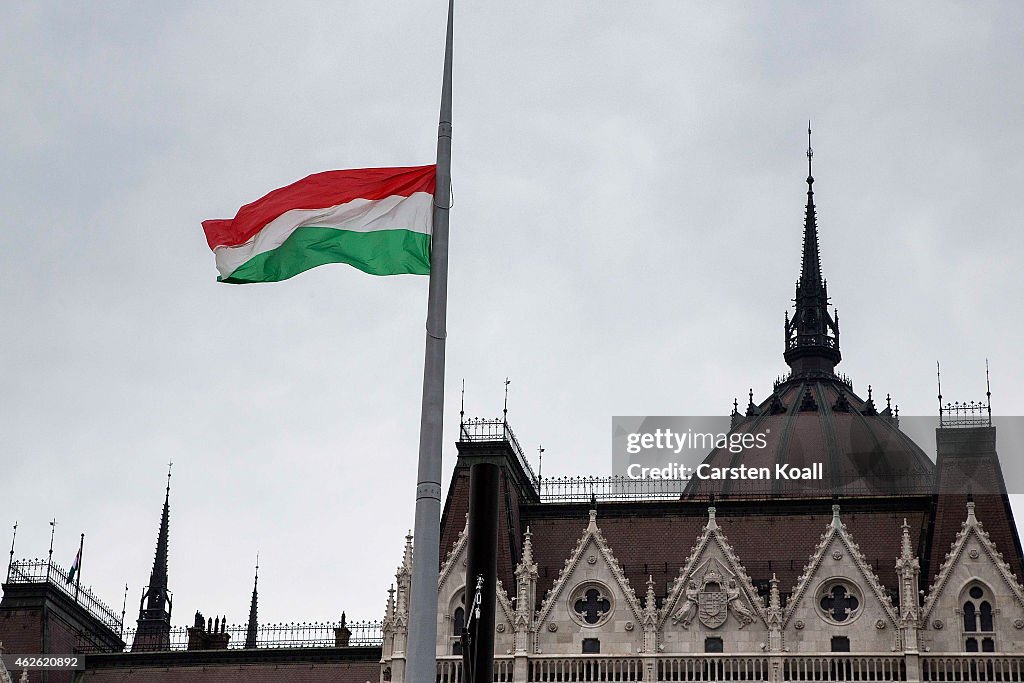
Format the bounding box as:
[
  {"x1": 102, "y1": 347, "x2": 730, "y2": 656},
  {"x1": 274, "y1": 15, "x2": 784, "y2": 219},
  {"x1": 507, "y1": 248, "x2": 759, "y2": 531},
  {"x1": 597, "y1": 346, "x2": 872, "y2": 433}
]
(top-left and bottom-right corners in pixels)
[
  {"x1": 745, "y1": 388, "x2": 758, "y2": 416},
  {"x1": 800, "y1": 122, "x2": 822, "y2": 288},
  {"x1": 385, "y1": 584, "x2": 396, "y2": 625},
  {"x1": 784, "y1": 123, "x2": 841, "y2": 376},
  {"x1": 643, "y1": 575, "x2": 658, "y2": 621},
  {"x1": 133, "y1": 465, "x2": 173, "y2": 650},
  {"x1": 144, "y1": 464, "x2": 172, "y2": 613},
  {"x1": 769, "y1": 573, "x2": 781, "y2": 612},
  {"x1": 863, "y1": 385, "x2": 877, "y2": 416},
  {"x1": 520, "y1": 527, "x2": 534, "y2": 568},
  {"x1": 245, "y1": 555, "x2": 259, "y2": 648},
  {"x1": 899, "y1": 519, "x2": 913, "y2": 561},
  {"x1": 401, "y1": 530, "x2": 414, "y2": 573}
]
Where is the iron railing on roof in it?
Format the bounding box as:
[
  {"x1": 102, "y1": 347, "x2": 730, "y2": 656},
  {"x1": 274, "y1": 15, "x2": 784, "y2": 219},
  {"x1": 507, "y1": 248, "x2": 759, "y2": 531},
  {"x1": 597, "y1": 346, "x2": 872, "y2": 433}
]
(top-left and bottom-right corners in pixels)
[
  {"x1": 536, "y1": 474, "x2": 936, "y2": 503},
  {"x1": 6, "y1": 559, "x2": 123, "y2": 633},
  {"x1": 75, "y1": 619, "x2": 383, "y2": 653},
  {"x1": 939, "y1": 401, "x2": 992, "y2": 429},
  {"x1": 774, "y1": 369, "x2": 854, "y2": 392},
  {"x1": 459, "y1": 418, "x2": 540, "y2": 488}
]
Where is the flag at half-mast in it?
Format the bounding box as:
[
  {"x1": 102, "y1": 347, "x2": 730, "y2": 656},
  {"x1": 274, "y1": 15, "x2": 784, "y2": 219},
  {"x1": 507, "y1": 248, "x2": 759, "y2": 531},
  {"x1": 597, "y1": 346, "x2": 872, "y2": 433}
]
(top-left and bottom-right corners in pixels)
[
  {"x1": 202, "y1": 165, "x2": 436, "y2": 284},
  {"x1": 68, "y1": 545, "x2": 82, "y2": 583}
]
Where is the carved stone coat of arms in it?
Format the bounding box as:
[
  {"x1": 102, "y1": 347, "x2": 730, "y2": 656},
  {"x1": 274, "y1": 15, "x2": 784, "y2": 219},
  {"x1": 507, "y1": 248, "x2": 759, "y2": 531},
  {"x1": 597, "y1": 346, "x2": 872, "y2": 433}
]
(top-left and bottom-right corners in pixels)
[{"x1": 698, "y1": 588, "x2": 729, "y2": 629}]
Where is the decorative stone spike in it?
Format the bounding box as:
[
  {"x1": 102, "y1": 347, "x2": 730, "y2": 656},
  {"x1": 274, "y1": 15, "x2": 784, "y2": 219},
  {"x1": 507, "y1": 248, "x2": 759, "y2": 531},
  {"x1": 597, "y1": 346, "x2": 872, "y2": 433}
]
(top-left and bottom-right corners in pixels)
[
  {"x1": 799, "y1": 386, "x2": 818, "y2": 412},
  {"x1": 832, "y1": 390, "x2": 851, "y2": 413}
]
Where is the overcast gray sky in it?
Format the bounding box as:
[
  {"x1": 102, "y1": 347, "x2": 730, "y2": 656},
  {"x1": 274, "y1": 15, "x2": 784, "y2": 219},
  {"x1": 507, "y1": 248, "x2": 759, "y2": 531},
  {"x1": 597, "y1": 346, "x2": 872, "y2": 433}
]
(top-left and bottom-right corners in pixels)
[{"x1": 2, "y1": 1, "x2": 1022, "y2": 629}]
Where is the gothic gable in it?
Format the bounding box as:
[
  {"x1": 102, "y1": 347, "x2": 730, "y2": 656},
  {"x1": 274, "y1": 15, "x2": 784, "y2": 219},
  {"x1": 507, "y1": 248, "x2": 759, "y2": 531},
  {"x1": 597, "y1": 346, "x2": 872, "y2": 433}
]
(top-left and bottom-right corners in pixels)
[
  {"x1": 534, "y1": 510, "x2": 643, "y2": 655},
  {"x1": 434, "y1": 520, "x2": 514, "y2": 657},
  {"x1": 785, "y1": 505, "x2": 899, "y2": 652},
  {"x1": 660, "y1": 507, "x2": 766, "y2": 653},
  {"x1": 438, "y1": 517, "x2": 468, "y2": 591},
  {"x1": 921, "y1": 502, "x2": 1024, "y2": 653}
]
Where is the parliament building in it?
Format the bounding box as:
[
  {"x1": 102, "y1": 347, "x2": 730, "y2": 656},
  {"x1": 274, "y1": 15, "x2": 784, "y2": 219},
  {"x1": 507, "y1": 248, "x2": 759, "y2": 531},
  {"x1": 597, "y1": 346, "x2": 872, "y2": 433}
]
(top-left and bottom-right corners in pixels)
[{"x1": 3, "y1": 149, "x2": 1022, "y2": 682}]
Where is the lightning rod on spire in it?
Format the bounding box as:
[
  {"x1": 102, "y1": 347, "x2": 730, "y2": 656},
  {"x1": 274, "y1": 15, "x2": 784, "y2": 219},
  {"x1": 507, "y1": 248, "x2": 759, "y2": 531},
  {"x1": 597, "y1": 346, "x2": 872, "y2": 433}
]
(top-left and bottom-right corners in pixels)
[{"x1": 807, "y1": 120, "x2": 814, "y2": 180}]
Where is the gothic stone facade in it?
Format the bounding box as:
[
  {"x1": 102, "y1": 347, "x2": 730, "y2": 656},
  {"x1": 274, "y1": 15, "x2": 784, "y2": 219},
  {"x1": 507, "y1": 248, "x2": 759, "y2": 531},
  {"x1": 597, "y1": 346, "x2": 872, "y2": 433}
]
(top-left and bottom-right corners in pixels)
[{"x1": 380, "y1": 490, "x2": 1024, "y2": 682}]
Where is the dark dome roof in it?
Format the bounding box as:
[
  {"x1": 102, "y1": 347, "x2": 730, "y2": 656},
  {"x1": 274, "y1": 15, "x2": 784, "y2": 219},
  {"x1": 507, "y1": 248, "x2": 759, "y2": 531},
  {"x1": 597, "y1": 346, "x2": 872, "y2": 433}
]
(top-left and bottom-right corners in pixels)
[{"x1": 686, "y1": 378, "x2": 935, "y2": 499}]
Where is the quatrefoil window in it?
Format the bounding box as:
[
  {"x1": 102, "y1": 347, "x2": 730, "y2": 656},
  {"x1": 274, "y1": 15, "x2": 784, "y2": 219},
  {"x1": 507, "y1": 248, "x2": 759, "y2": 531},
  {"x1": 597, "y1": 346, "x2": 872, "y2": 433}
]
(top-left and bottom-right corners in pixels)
[
  {"x1": 570, "y1": 584, "x2": 613, "y2": 627},
  {"x1": 819, "y1": 582, "x2": 860, "y2": 624}
]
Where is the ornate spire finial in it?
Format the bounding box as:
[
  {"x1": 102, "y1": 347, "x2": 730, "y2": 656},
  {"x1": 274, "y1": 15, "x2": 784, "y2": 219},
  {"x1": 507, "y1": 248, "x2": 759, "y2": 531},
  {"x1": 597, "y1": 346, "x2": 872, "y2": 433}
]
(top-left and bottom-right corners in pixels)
[
  {"x1": 521, "y1": 526, "x2": 534, "y2": 566},
  {"x1": 707, "y1": 506, "x2": 718, "y2": 530},
  {"x1": 644, "y1": 575, "x2": 657, "y2": 614},
  {"x1": 402, "y1": 530, "x2": 414, "y2": 571},
  {"x1": 384, "y1": 583, "x2": 396, "y2": 624},
  {"x1": 896, "y1": 518, "x2": 914, "y2": 563},
  {"x1": 832, "y1": 504, "x2": 841, "y2": 527},
  {"x1": 769, "y1": 572, "x2": 781, "y2": 611},
  {"x1": 807, "y1": 120, "x2": 814, "y2": 182}
]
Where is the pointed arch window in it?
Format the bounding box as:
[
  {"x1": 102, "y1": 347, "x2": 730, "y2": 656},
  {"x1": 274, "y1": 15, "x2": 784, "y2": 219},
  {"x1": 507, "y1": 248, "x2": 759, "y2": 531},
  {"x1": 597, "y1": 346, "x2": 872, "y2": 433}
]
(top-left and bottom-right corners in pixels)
[
  {"x1": 963, "y1": 602, "x2": 977, "y2": 632},
  {"x1": 980, "y1": 602, "x2": 993, "y2": 631},
  {"x1": 450, "y1": 590, "x2": 466, "y2": 655},
  {"x1": 962, "y1": 583, "x2": 995, "y2": 652}
]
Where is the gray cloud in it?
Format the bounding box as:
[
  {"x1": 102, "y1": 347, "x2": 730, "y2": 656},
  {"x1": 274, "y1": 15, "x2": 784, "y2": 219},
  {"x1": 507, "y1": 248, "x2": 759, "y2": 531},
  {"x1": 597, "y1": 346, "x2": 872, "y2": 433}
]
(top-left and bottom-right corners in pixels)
[{"x1": 2, "y1": 1, "x2": 1022, "y2": 627}]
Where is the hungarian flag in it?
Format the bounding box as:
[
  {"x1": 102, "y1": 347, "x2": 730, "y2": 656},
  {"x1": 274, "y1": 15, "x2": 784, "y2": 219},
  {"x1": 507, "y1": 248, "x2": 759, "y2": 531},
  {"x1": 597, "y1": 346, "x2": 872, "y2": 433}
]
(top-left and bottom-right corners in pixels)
[
  {"x1": 68, "y1": 546, "x2": 81, "y2": 583},
  {"x1": 202, "y1": 165, "x2": 435, "y2": 284}
]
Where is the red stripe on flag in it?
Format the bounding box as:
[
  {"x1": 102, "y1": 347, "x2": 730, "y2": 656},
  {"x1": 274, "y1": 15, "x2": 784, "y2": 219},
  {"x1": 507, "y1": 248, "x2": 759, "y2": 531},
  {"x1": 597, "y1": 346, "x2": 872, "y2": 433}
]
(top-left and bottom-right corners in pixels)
[{"x1": 202, "y1": 165, "x2": 436, "y2": 250}]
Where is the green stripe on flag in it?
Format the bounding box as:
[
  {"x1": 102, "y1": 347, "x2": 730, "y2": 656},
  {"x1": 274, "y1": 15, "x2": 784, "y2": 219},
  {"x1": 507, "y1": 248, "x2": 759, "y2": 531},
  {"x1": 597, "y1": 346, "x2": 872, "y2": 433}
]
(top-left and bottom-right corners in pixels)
[{"x1": 221, "y1": 227, "x2": 431, "y2": 284}]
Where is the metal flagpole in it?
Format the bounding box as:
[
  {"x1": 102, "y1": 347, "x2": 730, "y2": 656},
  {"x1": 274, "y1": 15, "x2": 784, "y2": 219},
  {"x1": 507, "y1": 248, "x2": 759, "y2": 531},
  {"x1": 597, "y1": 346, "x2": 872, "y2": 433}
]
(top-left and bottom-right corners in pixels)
[
  {"x1": 74, "y1": 533, "x2": 84, "y2": 602},
  {"x1": 405, "y1": 0, "x2": 453, "y2": 681},
  {"x1": 46, "y1": 519, "x2": 56, "y2": 582},
  {"x1": 6, "y1": 522, "x2": 16, "y2": 583},
  {"x1": 462, "y1": 463, "x2": 499, "y2": 683}
]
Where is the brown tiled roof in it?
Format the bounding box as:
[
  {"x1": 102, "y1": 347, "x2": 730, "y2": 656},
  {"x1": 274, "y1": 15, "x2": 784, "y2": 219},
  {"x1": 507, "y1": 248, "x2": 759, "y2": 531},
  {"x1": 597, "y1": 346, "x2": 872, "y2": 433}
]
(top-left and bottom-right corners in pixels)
[{"x1": 508, "y1": 498, "x2": 933, "y2": 610}]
